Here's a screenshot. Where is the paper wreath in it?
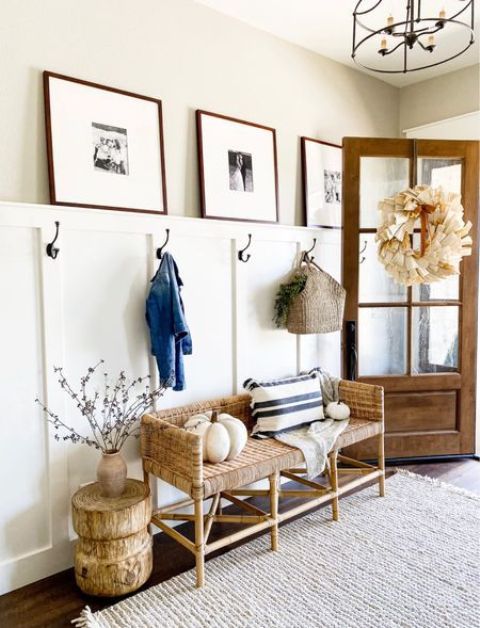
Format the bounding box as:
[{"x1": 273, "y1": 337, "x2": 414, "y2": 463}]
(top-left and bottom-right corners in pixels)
[{"x1": 376, "y1": 185, "x2": 472, "y2": 286}]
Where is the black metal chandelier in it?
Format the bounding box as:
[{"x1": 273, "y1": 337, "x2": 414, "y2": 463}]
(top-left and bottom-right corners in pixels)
[{"x1": 352, "y1": 0, "x2": 475, "y2": 74}]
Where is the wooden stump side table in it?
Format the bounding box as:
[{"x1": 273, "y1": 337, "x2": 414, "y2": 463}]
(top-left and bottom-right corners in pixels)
[{"x1": 72, "y1": 479, "x2": 152, "y2": 597}]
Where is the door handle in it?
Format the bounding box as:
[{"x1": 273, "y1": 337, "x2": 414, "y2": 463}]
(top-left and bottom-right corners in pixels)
[{"x1": 345, "y1": 320, "x2": 357, "y2": 381}]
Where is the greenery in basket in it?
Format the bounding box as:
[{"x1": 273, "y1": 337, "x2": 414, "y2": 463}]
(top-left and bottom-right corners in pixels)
[
  {"x1": 273, "y1": 273, "x2": 307, "y2": 328},
  {"x1": 35, "y1": 361, "x2": 168, "y2": 452}
]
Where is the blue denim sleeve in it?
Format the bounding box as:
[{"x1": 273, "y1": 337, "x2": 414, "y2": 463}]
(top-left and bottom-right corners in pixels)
[
  {"x1": 146, "y1": 291, "x2": 175, "y2": 386},
  {"x1": 170, "y1": 272, "x2": 191, "y2": 348},
  {"x1": 181, "y1": 334, "x2": 192, "y2": 355},
  {"x1": 145, "y1": 294, "x2": 162, "y2": 356}
]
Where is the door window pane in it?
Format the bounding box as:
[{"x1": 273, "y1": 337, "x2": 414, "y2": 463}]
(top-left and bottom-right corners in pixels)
[
  {"x1": 359, "y1": 234, "x2": 407, "y2": 303},
  {"x1": 412, "y1": 277, "x2": 460, "y2": 302},
  {"x1": 359, "y1": 308, "x2": 407, "y2": 376},
  {"x1": 418, "y1": 158, "x2": 462, "y2": 193},
  {"x1": 412, "y1": 306, "x2": 459, "y2": 373},
  {"x1": 409, "y1": 222, "x2": 461, "y2": 302},
  {"x1": 360, "y1": 158, "x2": 410, "y2": 228},
  {"x1": 412, "y1": 162, "x2": 463, "y2": 302}
]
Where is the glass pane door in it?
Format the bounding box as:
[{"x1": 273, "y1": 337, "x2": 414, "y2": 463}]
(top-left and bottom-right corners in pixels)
[
  {"x1": 357, "y1": 154, "x2": 463, "y2": 378},
  {"x1": 343, "y1": 137, "x2": 479, "y2": 459}
]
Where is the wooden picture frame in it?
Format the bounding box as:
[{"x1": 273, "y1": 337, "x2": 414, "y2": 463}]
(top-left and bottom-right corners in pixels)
[
  {"x1": 301, "y1": 137, "x2": 342, "y2": 228},
  {"x1": 44, "y1": 71, "x2": 168, "y2": 215},
  {"x1": 197, "y1": 110, "x2": 279, "y2": 223}
]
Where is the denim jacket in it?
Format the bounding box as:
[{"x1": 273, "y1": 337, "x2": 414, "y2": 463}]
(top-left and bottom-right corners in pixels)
[{"x1": 146, "y1": 252, "x2": 192, "y2": 391}]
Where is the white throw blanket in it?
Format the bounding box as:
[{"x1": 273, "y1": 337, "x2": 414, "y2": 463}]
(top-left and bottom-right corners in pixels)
[{"x1": 274, "y1": 368, "x2": 348, "y2": 479}]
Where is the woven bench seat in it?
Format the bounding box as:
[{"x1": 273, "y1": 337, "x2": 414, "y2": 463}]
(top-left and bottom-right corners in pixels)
[
  {"x1": 203, "y1": 438, "x2": 299, "y2": 498},
  {"x1": 336, "y1": 417, "x2": 383, "y2": 449},
  {"x1": 143, "y1": 418, "x2": 382, "y2": 499},
  {"x1": 141, "y1": 379, "x2": 385, "y2": 588},
  {"x1": 203, "y1": 418, "x2": 382, "y2": 497},
  {"x1": 143, "y1": 434, "x2": 300, "y2": 498}
]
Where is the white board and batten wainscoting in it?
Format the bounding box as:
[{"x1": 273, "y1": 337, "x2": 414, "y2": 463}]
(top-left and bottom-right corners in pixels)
[{"x1": 0, "y1": 201, "x2": 341, "y2": 594}]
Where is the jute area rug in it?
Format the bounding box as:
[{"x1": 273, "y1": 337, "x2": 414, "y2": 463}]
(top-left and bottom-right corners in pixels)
[{"x1": 74, "y1": 471, "x2": 479, "y2": 628}]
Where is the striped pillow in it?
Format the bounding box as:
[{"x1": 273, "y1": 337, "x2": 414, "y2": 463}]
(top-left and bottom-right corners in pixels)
[{"x1": 244, "y1": 373, "x2": 324, "y2": 435}]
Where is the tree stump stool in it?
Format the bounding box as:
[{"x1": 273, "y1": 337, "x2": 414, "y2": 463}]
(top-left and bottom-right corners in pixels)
[{"x1": 72, "y1": 479, "x2": 152, "y2": 597}]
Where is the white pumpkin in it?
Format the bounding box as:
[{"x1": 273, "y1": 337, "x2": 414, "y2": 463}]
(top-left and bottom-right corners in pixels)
[
  {"x1": 216, "y1": 413, "x2": 248, "y2": 459},
  {"x1": 326, "y1": 401, "x2": 350, "y2": 421},
  {"x1": 184, "y1": 411, "x2": 247, "y2": 463}
]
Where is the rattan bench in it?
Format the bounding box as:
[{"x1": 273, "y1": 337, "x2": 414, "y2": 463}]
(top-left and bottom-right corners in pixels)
[{"x1": 141, "y1": 379, "x2": 384, "y2": 588}]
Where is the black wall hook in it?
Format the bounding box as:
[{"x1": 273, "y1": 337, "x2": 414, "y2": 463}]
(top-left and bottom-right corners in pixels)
[
  {"x1": 301, "y1": 237, "x2": 317, "y2": 263},
  {"x1": 306, "y1": 238, "x2": 317, "y2": 256},
  {"x1": 156, "y1": 228, "x2": 170, "y2": 260},
  {"x1": 359, "y1": 239, "x2": 367, "y2": 264},
  {"x1": 238, "y1": 234, "x2": 252, "y2": 263},
  {"x1": 46, "y1": 221, "x2": 60, "y2": 259},
  {"x1": 306, "y1": 238, "x2": 317, "y2": 261}
]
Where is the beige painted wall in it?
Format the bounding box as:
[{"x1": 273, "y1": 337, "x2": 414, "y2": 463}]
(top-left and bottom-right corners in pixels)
[
  {"x1": 0, "y1": 0, "x2": 399, "y2": 225},
  {"x1": 399, "y1": 64, "x2": 480, "y2": 133}
]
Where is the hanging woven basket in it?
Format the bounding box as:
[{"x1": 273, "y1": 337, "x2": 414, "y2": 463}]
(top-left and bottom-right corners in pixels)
[{"x1": 287, "y1": 259, "x2": 346, "y2": 335}]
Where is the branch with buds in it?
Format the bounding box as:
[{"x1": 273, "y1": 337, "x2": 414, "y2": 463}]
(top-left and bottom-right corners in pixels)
[{"x1": 35, "y1": 361, "x2": 169, "y2": 453}]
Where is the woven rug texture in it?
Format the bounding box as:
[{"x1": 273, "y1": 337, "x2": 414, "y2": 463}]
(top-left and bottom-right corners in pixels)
[{"x1": 74, "y1": 471, "x2": 480, "y2": 628}]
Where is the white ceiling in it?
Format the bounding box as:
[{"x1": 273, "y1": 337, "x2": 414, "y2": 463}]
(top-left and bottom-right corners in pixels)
[{"x1": 195, "y1": 0, "x2": 480, "y2": 87}]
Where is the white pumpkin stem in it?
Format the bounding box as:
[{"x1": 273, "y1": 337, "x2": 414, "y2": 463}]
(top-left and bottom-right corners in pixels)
[{"x1": 211, "y1": 410, "x2": 218, "y2": 423}]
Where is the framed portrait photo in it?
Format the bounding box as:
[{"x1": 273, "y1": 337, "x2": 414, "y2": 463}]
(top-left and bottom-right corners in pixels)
[
  {"x1": 197, "y1": 110, "x2": 278, "y2": 223},
  {"x1": 43, "y1": 72, "x2": 168, "y2": 214},
  {"x1": 301, "y1": 137, "x2": 342, "y2": 228}
]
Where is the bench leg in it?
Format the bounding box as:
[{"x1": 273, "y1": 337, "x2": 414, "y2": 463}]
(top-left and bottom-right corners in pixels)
[
  {"x1": 143, "y1": 464, "x2": 152, "y2": 535},
  {"x1": 378, "y1": 432, "x2": 386, "y2": 497},
  {"x1": 194, "y1": 496, "x2": 205, "y2": 588},
  {"x1": 269, "y1": 473, "x2": 279, "y2": 551},
  {"x1": 329, "y1": 450, "x2": 339, "y2": 521}
]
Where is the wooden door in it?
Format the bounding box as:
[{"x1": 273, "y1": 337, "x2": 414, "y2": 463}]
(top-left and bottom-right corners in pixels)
[{"x1": 343, "y1": 138, "x2": 479, "y2": 459}]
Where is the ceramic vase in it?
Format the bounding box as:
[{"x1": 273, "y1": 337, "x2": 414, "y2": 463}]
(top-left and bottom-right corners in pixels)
[{"x1": 97, "y1": 450, "x2": 127, "y2": 498}]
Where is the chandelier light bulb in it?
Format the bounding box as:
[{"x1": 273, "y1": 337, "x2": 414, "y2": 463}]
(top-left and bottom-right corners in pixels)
[{"x1": 439, "y1": 8, "x2": 446, "y2": 20}]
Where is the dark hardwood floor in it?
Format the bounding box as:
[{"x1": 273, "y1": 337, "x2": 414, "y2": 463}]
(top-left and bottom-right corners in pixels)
[
  {"x1": 396, "y1": 459, "x2": 480, "y2": 492},
  {"x1": 0, "y1": 460, "x2": 478, "y2": 628}
]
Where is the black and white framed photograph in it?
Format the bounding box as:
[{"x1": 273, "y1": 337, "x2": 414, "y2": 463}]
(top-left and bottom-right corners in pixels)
[
  {"x1": 92, "y1": 123, "x2": 129, "y2": 175},
  {"x1": 301, "y1": 137, "x2": 342, "y2": 228},
  {"x1": 44, "y1": 72, "x2": 168, "y2": 214},
  {"x1": 197, "y1": 110, "x2": 278, "y2": 223},
  {"x1": 228, "y1": 150, "x2": 254, "y2": 192}
]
